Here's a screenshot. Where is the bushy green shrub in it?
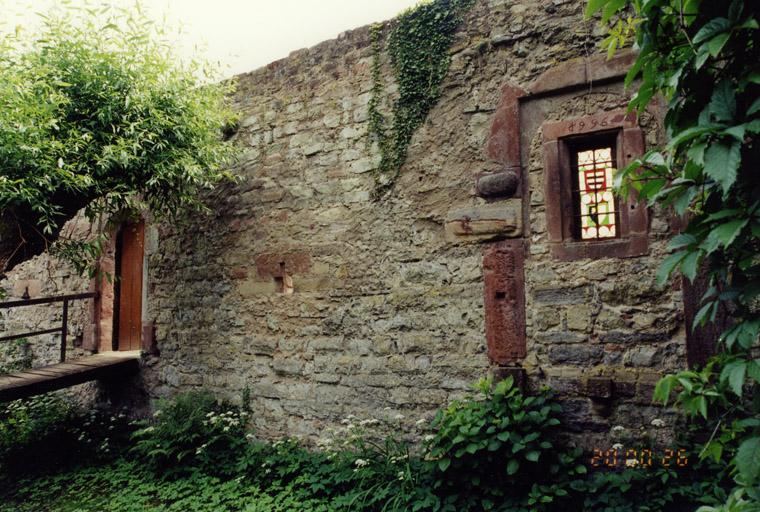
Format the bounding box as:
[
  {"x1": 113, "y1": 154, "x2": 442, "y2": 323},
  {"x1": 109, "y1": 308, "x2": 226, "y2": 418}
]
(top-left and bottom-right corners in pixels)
[
  {"x1": 0, "y1": 393, "x2": 132, "y2": 478},
  {"x1": 130, "y1": 391, "x2": 248, "y2": 476},
  {"x1": 423, "y1": 376, "x2": 585, "y2": 511}
]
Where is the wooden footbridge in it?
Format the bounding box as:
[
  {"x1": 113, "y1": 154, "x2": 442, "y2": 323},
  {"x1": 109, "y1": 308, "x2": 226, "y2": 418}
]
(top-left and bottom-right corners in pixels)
[
  {"x1": 0, "y1": 292, "x2": 141, "y2": 402},
  {"x1": 0, "y1": 351, "x2": 140, "y2": 402}
]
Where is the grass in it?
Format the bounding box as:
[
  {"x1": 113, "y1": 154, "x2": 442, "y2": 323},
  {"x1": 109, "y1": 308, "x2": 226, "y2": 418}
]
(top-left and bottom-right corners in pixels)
[{"x1": 0, "y1": 459, "x2": 334, "y2": 512}]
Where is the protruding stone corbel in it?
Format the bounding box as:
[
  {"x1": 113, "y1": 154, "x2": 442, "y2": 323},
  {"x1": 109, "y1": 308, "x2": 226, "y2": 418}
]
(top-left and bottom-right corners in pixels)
[{"x1": 476, "y1": 169, "x2": 519, "y2": 198}]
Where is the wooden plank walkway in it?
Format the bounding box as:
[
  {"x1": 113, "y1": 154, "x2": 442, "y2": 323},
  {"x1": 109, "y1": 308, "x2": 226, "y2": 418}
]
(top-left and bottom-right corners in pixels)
[{"x1": 0, "y1": 351, "x2": 140, "y2": 402}]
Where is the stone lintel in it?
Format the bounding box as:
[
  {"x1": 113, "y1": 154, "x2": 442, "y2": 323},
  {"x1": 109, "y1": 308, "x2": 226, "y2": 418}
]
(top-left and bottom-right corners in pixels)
[
  {"x1": 527, "y1": 50, "x2": 638, "y2": 97},
  {"x1": 444, "y1": 201, "x2": 522, "y2": 243}
]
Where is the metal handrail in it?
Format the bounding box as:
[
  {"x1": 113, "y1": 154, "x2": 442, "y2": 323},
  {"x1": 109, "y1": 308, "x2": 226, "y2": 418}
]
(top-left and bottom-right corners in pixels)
[{"x1": 0, "y1": 292, "x2": 98, "y2": 362}]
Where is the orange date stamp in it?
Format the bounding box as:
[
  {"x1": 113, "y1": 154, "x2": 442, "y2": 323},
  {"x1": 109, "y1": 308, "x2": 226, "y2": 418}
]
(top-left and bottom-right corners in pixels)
[{"x1": 590, "y1": 447, "x2": 689, "y2": 469}]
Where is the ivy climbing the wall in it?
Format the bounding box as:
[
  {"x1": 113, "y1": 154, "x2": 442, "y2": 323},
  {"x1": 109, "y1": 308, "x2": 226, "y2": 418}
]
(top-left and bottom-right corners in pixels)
[{"x1": 368, "y1": 0, "x2": 474, "y2": 196}]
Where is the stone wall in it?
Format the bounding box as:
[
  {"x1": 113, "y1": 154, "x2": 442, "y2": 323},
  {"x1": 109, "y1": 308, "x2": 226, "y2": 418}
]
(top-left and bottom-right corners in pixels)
[
  {"x1": 141, "y1": 0, "x2": 684, "y2": 448},
  {"x1": 2, "y1": 0, "x2": 687, "y2": 449},
  {"x1": 0, "y1": 216, "x2": 94, "y2": 370}
]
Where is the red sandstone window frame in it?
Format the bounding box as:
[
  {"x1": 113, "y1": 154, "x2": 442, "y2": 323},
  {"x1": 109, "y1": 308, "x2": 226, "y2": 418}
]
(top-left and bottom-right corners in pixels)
[{"x1": 542, "y1": 110, "x2": 649, "y2": 260}]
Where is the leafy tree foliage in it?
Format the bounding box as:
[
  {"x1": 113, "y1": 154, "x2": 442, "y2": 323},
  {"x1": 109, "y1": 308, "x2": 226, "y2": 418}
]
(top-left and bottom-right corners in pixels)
[
  {"x1": 0, "y1": 3, "x2": 237, "y2": 274},
  {"x1": 587, "y1": 0, "x2": 760, "y2": 508}
]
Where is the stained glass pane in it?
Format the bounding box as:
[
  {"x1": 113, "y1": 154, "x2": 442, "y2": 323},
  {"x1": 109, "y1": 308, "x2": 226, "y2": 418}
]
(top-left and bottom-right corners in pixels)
[{"x1": 576, "y1": 146, "x2": 616, "y2": 240}]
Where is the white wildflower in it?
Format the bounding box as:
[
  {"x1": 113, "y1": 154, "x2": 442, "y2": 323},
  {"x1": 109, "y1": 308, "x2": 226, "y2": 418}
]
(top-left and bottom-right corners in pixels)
[
  {"x1": 650, "y1": 418, "x2": 665, "y2": 428},
  {"x1": 415, "y1": 418, "x2": 426, "y2": 427},
  {"x1": 612, "y1": 443, "x2": 624, "y2": 450},
  {"x1": 354, "y1": 458, "x2": 369, "y2": 468},
  {"x1": 393, "y1": 414, "x2": 405, "y2": 421},
  {"x1": 611, "y1": 425, "x2": 625, "y2": 433},
  {"x1": 423, "y1": 434, "x2": 435, "y2": 442}
]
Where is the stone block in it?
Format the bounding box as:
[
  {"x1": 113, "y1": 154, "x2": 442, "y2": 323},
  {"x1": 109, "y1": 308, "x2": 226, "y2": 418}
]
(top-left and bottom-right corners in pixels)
[
  {"x1": 533, "y1": 285, "x2": 593, "y2": 306},
  {"x1": 483, "y1": 240, "x2": 527, "y2": 364},
  {"x1": 534, "y1": 330, "x2": 586, "y2": 344},
  {"x1": 445, "y1": 201, "x2": 522, "y2": 243},
  {"x1": 271, "y1": 357, "x2": 305, "y2": 376},
  {"x1": 255, "y1": 252, "x2": 312, "y2": 278},
  {"x1": 565, "y1": 305, "x2": 593, "y2": 331},
  {"x1": 583, "y1": 377, "x2": 612, "y2": 399},
  {"x1": 476, "y1": 170, "x2": 519, "y2": 198},
  {"x1": 548, "y1": 345, "x2": 604, "y2": 365},
  {"x1": 238, "y1": 279, "x2": 276, "y2": 297}
]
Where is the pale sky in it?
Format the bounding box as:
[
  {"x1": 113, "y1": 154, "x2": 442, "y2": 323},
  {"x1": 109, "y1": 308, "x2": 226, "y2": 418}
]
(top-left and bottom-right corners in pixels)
[{"x1": 3, "y1": 0, "x2": 420, "y2": 78}]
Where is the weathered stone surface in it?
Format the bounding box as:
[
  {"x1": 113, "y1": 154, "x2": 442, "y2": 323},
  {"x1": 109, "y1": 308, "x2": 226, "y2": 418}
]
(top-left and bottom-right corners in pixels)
[
  {"x1": 0, "y1": 0, "x2": 687, "y2": 447},
  {"x1": 483, "y1": 240, "x2": 526, "y2": 363},
  {"x1": 476, "y1": 171, "x2": 519, "y2": 198},
  {"x1": 548, "y1": 345, "x2": 604, "y2": 365},
  {"x1": 445, "y1": 202, "x2": 522, "y2": 242}
]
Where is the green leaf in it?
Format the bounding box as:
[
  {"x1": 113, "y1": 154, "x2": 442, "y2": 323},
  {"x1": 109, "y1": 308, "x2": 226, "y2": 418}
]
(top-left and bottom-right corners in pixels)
[
  {"x1": 656, "y1": 251, "x2": 687, "y2": 285},
  {"x1": 705, "y1": 219, "x2": 748, "y2": 252},
  {"x1": 704, "y1": 141, "x2": 741, "y2": 195},
  {"x1": 708, "y1": 81, "x2": 736, "y2": 121},
  {"x1": 696, "y1": 396, "x2": 708, "y2": 419},
  {"x1": 687, "y1": 141, "x2": 707, "y2": 165},
  {"x1": 680, "y1": 251, "x2": 703, "y2": 282},
  {"x1": 654, "y1": 376, "x2": 675, "y2": 405},
  {"x1": 736, "y1": 437, "x2": 760, "y2": 484},
  {"x1": 601, "y1": 0, "x2": 626, "y2": 23},
  {"x1": 693, "y1": 300, "x2": 717, "y2": 327},
  {"x1": 747, "y1": 360, "x2": 760, "y2": 384},
  {"x1": 525, "y1": 450, "x2": 540, "y2": 462},
  {"x1": 584, "y1": 0, "x2": 608, "y2": 17},
  {"x1": 748, "y1": 97, "x2": 760, "y2": 116},
  {"x1": 695, "y1": 44, "x2": 710, "y2": 70},
  {"x1": 693, "y1": 18, "x2": 731, "y2": 44},
  {"x1": 666, "y1": 125, "x2": 720, "y2": 149},
  {"x1": 724, "y1": 124, "x2": 746, "y2": 141},
  {"x1": 720, "y1": 361, "x2": 746, "y2": 396},
  {"x1": 506, "y1": 459, "x2": 519, "y2": 475},
  {"x1": 438, "y1": 458, "x2": 451, "y2": 471},
  {"x1": 707, "y1": 33, "x2": 730, "y2": 57},
  {"x1": 667, "y1": 233, "x2": 696, "y2": 251},
  {"x1": 701, "y1": 441, "x2": 723, "y2": 463}
]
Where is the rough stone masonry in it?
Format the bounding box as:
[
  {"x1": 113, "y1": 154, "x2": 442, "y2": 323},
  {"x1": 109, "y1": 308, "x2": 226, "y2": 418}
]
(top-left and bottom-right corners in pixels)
[{"x1": 2, "y1": 0, "x2": 694, "y2": 449}]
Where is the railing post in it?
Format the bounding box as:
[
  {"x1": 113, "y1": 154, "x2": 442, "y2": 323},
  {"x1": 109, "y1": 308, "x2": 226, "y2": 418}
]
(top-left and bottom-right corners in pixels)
[{"x1": 60, "y1": 299, "x2": 68, "y2": 362}]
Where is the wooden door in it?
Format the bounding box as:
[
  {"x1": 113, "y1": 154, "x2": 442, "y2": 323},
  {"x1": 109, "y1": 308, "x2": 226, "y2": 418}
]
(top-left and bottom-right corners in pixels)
[{"x1": 115, "y1": 221, "x2": 144, "y2": 351}]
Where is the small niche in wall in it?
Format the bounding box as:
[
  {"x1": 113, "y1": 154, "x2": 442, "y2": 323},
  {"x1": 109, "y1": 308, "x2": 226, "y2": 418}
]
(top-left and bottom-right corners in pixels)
[{"x1": 274, "y1": 262, "x2": 294, "y2": 294}]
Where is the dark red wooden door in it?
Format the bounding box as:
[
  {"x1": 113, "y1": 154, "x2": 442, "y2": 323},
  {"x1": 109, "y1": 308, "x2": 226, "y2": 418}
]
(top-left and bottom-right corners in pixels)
[{"x1": 116, "y1": 221, "x2": 144, "y2": 351}]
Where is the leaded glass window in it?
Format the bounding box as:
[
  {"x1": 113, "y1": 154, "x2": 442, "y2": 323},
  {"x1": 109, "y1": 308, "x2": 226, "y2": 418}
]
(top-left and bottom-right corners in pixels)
[{"x1": 572, "y1": 145, "x2": 617, "y2": 240}]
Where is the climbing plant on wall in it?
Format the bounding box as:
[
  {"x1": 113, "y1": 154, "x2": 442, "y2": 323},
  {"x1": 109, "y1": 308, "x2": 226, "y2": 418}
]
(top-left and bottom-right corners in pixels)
[
  {"x1": 587, "y1": 1, "x2": 760, "y2": 509},
  {"x1": 368, "y1": 0, "x2": 474, "y2": 196}
]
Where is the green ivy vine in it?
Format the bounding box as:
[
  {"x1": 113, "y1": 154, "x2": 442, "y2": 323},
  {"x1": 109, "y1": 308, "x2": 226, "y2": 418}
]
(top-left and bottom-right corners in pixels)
[{"x1": 368, "y1": 0, "x2": 474, "y2": 196}]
